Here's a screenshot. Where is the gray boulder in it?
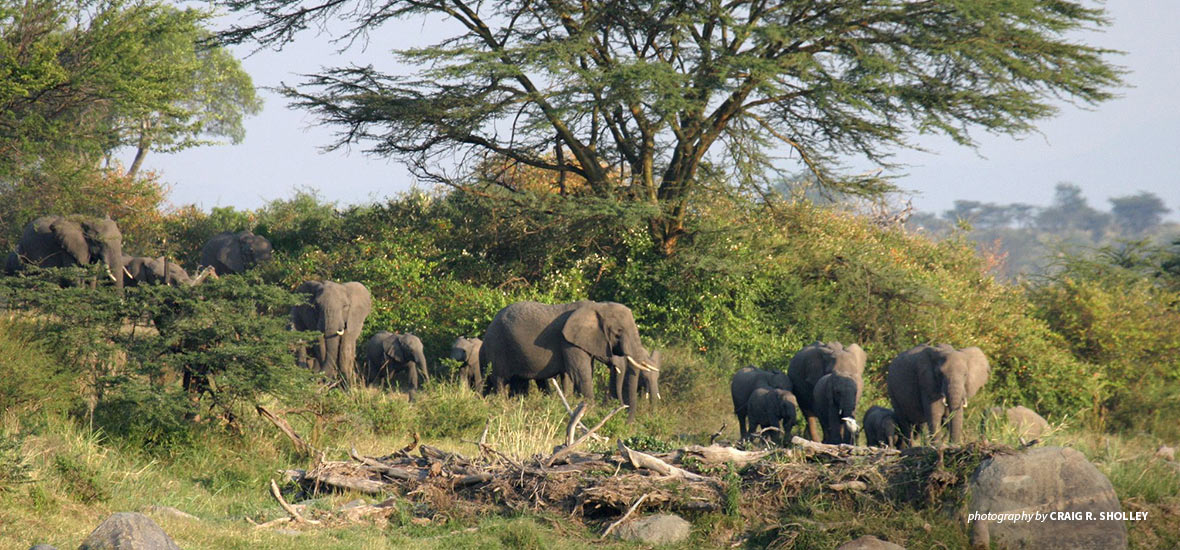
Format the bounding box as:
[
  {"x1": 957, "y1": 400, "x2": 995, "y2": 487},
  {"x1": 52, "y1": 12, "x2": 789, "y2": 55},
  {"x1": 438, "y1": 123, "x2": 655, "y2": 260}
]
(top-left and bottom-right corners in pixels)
[
  {"x1": 79, "y1": 512, "x2": 181, "y2": 550},
  {"x1": 968, "y1": 447, "x2": 1126, "y2": 549},
  {"x1": 837, "y1": 535, "x2": 906, "y2": 549},
  {"x1": 612, "y1": 513, "x2": 692, "y2": 544}
]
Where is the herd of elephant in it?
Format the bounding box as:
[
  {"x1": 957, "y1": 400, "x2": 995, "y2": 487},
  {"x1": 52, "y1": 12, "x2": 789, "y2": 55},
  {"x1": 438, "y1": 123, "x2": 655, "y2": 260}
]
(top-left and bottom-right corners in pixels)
[
  {"x1": 3, "y1": 215, "x2": 274, "y2": 287},
  {"x1": 4, "y1": 215, "x2": 1017, "y2": 443},
  {"x1": 733, "y1": 341, "x2": 992, "y2": 447},
  {"x1": 1, "y1": 216, "x2": 663, "y2": 413}
]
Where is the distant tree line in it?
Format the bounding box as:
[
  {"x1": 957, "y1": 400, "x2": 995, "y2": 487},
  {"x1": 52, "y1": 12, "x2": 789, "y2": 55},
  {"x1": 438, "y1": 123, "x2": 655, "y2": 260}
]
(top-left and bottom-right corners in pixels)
[{"x1": 907, "y1": 183, "x2": 1176, "y2": 278}]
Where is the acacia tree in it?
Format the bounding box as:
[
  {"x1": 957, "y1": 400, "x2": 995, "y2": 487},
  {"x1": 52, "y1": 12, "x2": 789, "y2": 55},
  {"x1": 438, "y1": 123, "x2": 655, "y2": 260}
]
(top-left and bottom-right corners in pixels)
[{"x1": 221, "y1": 0, "x2": 1121, "y2": 254}]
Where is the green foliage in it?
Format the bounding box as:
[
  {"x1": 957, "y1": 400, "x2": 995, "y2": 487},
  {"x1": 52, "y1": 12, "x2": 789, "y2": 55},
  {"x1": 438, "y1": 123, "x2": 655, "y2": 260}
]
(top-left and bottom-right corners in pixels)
[
  {"x1": 0, "y1": 318, "x2": 76, "y2": 419},
  {"x1": 1028, "y1": 242, "x2": 1180, "y2": 437},
  {"x1": 0, "y1": 0, "x2": 259, "y2": 247},
  {"x1": 52, "y1": 453, "x2": 109, "y2": 504},
  {"x1": 0, "y1": 432, "x2": 33, "y2": 492}
]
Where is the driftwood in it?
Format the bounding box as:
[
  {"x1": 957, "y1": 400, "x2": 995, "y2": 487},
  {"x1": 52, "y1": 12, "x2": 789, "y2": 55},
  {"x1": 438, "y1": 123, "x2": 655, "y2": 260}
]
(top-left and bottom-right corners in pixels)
[
  {"x1": 257, "y1": 406, "x2": 316, "y2": 456},
  {"x1": 545, "y1": 404, "x2": 628, "y2": 467},
  {"x1": 550, "y1": 379, "x2": 608, "y2": 443},
  {"x1": 269, "y1": 479, "x2": 319, "y2": 525},
  {"x1": 790, "y1": 436, "x2": 899, "y2": 457},
  {"x1": 678, "y1": 444, "x2": 771, "y2": 466},
  {"x1": 617, "y1": 441, "x2": 710, "y2": 482},
  {"x1": 602, "y1": 493, "x2": 649, "y2": 538}
]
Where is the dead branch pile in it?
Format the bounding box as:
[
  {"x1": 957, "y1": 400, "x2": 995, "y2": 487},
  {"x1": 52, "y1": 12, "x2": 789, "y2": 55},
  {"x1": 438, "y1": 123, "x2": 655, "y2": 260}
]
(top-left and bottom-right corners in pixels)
[{"x1": 257, "y1": 408, "x2": 1012, "y2": 531}]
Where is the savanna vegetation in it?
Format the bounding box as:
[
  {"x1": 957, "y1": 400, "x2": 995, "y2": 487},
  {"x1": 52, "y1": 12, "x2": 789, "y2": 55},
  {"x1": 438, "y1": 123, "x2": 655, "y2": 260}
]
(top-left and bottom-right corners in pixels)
[{"x1": 2, "y1": 0, "x2": 1178, "y2": 548}]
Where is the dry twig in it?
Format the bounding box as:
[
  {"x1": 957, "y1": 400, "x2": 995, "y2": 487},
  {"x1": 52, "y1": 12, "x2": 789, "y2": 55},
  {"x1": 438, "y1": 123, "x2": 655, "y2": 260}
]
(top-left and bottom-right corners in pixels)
[{"x1": 602, "y1": 493, "x2": 650, "y2": 538}]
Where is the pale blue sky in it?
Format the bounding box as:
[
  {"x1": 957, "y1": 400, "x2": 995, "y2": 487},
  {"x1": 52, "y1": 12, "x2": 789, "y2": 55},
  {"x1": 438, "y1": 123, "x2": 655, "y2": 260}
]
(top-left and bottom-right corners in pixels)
[{"x1": 137, "y1": 1, "x2": 1179, "y2": 218}]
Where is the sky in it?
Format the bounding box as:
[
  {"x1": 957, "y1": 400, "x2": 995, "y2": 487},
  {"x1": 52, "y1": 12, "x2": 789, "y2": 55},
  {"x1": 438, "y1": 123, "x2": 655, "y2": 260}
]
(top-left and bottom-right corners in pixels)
[{"x1": 136, "y1": 1, "x2": 1180, "y2": 218}]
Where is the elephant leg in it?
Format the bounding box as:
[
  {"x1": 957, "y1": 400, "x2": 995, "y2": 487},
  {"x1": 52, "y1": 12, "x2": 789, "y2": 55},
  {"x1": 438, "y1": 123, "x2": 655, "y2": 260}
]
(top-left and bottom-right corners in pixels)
[
  {"x1": 736, "y1": 412, "x2": 747, "y2": 439},
  {"x1": 928, "y1": 400, "x2": 947, "y2": 445},
  {"x1": 562, "y1": 347, "x2": 594, "y2": 403},
  {"x1": 623, "y1": 368, "x2": 639, "y2": 422},
  {"x1": 806, "y1": 414, "x2": 822, "y2": 442}
]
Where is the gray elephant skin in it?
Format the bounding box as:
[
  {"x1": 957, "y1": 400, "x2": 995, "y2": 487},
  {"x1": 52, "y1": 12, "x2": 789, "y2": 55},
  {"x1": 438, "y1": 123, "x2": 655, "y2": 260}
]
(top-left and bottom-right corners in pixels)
[
  {"x1": 122, "y1": 255, "x2": 214, "y2": 287},
  {"x1": 609, "y1": 349, "x2": 662, "y2": 419},
  {"x1": 730, "y1": 366, "x2": 792, "y2": 439},
  {"x1": 365, "y1": 331, "x2": 429, "y2": 398},
  {"x1": 745, "y1": 385, "x2": 798, "y2": 443},
  {"x1": 479, "y1": 301, "x2": 656, "y2": 403},
  {"x1": 788, "y1": 341, "x2": 866, "y2": 441},
  {"x1": 291, "y1": 280, "x2": 372, "y2": 387},
  {"x1": 199, "y1": 230, "x2": 272, "y2": 274},
  {"x1": 449, "y1": 336, "x2": 483, "y2": 390},
  {"x1": 7, "y1": 215, "x2": 125, "y2": 288},
  {"x1": 862, "y1": 405, "x2": 899, "y2": 447},
  {"x1": 887, "y1": 344, "x2": 989, "y2": 446}
]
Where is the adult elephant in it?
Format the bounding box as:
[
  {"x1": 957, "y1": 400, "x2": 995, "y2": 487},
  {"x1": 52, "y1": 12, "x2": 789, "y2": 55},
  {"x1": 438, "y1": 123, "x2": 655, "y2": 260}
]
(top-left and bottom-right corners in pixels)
[
  {"x1": 199, "y1": 230, "x2": 273, "y2": 275},
  {"x1": 730, "y1": 366, "x2": 793, "y2": 439},
  {"x1": 123, "y1": 255, "x2": 215, "y2": 287},
  {"x1": 365, "y1": 331, "x2": 429, "y2": 399},
  {"x1": 291, "y1": 280, "x2": 372, "y2": 387},
  {"x1": 609, "y1": 349, "x2": 662, "y2": 420},
  {"x1": 9, "y1": 215, "x2": 125, "y2": 288},
  {"x1": 787, "y1": 341, "x2": 867, "y2": 441},
  {"x1": 479, "y1": 300, "x2": 656, "y2": 402},
  {"x1": 449, "y1": 336, "x2": 483, "y2": 391},
  {"x1": 887, "y1": 344, "x2": 990, "y2": 446}
]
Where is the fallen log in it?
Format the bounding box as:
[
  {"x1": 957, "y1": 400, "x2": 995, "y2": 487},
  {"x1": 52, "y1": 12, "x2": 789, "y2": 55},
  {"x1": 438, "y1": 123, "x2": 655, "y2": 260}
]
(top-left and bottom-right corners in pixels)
[
  {"x1": 257, "y1": 406, "x2": 316, "y2": 457},
  {"x1": 617, "y1": 441, "x2": 710, "y2": 482},
  {"x1": 304, "y1": 468, "x2": 388, "y2": 495},
  {"x1": 790, "y1": 436, "x2": 899, "y2": 457},
  {"x1": 679, "y1": 445, "x2": 771, "y2": 466},
  {"x1": 349, "y1": 447, "x2": 415, "y2": 481}
]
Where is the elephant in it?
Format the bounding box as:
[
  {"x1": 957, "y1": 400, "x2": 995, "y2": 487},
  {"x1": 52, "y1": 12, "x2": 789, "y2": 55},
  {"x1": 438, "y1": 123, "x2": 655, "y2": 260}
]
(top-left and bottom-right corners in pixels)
[
  {"x1": 862, "y1": 405, "x2": 899, "y2": 447},
  {"x1": 449, "y1": 336, "x2": 483, "y2": 391},
  {"x1": 8, "y1": 215, "x2": 125, "y2": 288},
  {"x1": 730, "y1": 366, "x2": 793, "y2": 439},
  {"x1": 609, "y1": 349, "x2": 661, "y2": 419},
  {"x1": 886, "y1": 344, "x2": 990, "y2": 446},
  {"x1": 787, "y1": 341, "x2": 867, "y2": 441},
  {"x1": 479, "y1": 301, "x2": 657, "y2": 403},
  {"x1": 291, "y1": 280, "x2": 372, "y2": 387},
  {"x1": 745, "y1": 386, "x2": 799, "y2": 444},
  {"x1": 199, "y1": 230, "x2": 273, "y2": 275},
  {"x1": 122, "y1": 255, "x2": 215, "y2": 287},
  {"x1": 365, "y1": 331, "x2": 429, "y2": 399},
  {"x1": 814, "y1": 370, "x2": 862, "y2": 444}
]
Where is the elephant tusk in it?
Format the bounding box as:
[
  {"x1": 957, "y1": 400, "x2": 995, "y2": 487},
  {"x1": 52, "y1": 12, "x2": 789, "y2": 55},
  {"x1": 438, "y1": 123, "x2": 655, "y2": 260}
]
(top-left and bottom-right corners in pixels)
[
  {"x1": 123, "y1": 266, "x2": 134, "y2": 279},
  {"x1": 335, "y1": 329, "x2": 346, "y2": 336},
  {"x1": 655, "y1": 391, "x2": 662, "y2": 400},
  {"x1": 842, "y1": 417, "x2": 860, "y2": 432},
  {"x1": 642, "y1": 361, "x2": 659, "y2": 373},
  {"x1": 625, "y1": 355, "x2": 642, "y2": 370},
  {"x1": 106, "y1": 266, "x2": 117, "y2": 281},
  {"x1": 942, "y1": 397, "x2": 949, "y2": 408}
]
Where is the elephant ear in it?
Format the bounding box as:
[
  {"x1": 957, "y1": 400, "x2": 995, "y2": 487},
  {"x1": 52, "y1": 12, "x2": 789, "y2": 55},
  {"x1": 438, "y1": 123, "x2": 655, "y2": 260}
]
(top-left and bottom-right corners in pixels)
[
  {"x1": 388, "y1": 337, "x2": 407, "y2": 363},
  {"x1": 562, "y1": 306, "x2": 608, "y2": 357},
  {"x1": 961, "y1": 346, "x2": 990, "y2": 396}
]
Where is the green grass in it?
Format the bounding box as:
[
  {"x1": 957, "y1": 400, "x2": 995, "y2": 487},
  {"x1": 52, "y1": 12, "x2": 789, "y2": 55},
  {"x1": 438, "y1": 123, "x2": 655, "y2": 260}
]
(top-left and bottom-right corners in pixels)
[{"x1": 1, "y1": 334, "x2": 1177, "y2": 549}]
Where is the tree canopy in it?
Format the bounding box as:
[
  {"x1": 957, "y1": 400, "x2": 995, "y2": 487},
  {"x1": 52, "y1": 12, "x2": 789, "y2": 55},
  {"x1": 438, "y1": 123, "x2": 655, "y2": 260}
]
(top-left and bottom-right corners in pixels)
[
  {"x1": 0, "y1": 0, "x2": 261, "y2": 240},
  {"x1": 221, "y1": 0, "x2": 1122, "y2": 253}
]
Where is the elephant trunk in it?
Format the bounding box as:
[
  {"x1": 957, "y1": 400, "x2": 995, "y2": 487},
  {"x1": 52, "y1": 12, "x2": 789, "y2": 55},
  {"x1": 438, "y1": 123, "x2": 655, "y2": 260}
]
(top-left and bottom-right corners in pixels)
[
  {"x1": 646, "y1": 371, "x2": 660, "y2": 403},
  {"x1": 101, "y1": 248, "x2": 124, "y2": 289},
  {"x1": 945, "y1": 382, "x2": 967, "y2": 444},
  {"x1": 414, "y1": 348, "x2": 429, "y2": 384}
]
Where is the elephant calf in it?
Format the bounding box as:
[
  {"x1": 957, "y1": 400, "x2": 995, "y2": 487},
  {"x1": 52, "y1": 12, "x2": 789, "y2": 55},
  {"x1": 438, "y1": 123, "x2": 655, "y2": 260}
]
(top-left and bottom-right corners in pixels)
[
  {"x1": 449, "y1": 337, "x2": 483, "y2": 391},
  {"x1": 746, "y1": 386, "x2": 799, "y2": 444},
  {"x1": 862, "y1": 406, "x2": 899, "y2": 447},
  {"x1": 814, "y1": 371, "x2": 862, "y2": 445},
  {"x1": 365, "y1": 331, "x2": 429, "y2": 399},
  {"x1": 730, "y1": 366, "x2": 792, "y2": 439}
]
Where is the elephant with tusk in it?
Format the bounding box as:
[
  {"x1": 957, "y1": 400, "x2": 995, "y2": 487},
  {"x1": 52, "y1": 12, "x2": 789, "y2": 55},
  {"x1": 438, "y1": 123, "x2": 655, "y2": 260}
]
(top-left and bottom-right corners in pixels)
[
  {"x1": 291, "y1": 280, "x2": 372, "y2": 388},
  {"x1": 7, "y1": 215, "x2": 126, "y2": 289},
  {"x1": 480, "y1": 301, "x2": 655, "y2": 410},
  {"x1": 887, "y1": 344, "x2": 990, "y2": 446}
]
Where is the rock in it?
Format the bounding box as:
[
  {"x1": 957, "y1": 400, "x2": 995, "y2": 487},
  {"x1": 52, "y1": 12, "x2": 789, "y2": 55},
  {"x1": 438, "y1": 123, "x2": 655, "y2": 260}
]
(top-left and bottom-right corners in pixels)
[
  {"x1": 837, "y1": 535, "x2": 906, "y2": 550},
  {"x1": 1156, "y1": 445, "x2": 1175, "y2": 461},
  {"x1": 612, "y1": 513, "x2": 692, "y2": 544},
  {"x1": 29, "y1": 545, "x2": 59, "y2": 550},
  {"x1": 968, "y1": 447, "x2": 1126, "y2": 550},
  {"x1": 78, "y1": 512, "x2": 181, "y2": 550},
  {"x1": 141, "y1": 505, "x2": 198, "y2": 521}
]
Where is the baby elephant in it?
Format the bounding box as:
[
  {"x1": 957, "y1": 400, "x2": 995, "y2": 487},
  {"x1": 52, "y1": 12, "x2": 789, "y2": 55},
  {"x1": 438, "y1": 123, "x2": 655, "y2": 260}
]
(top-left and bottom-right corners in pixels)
[
  {"x1": 731, "y1": 366, "x2": 793, "y2": 439},
  {"x1": 365, "y1": 331, "x2": 429, "y2": 399},
  {"x1": 746, "y1": 386, "x2": 799, "y2": 443},
  {"x1": 449, "y1": 337, "x2": 483, "y2": 391},
  {"x1": 862, "y1": 406, "x2": 899, "y2": 447}
]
